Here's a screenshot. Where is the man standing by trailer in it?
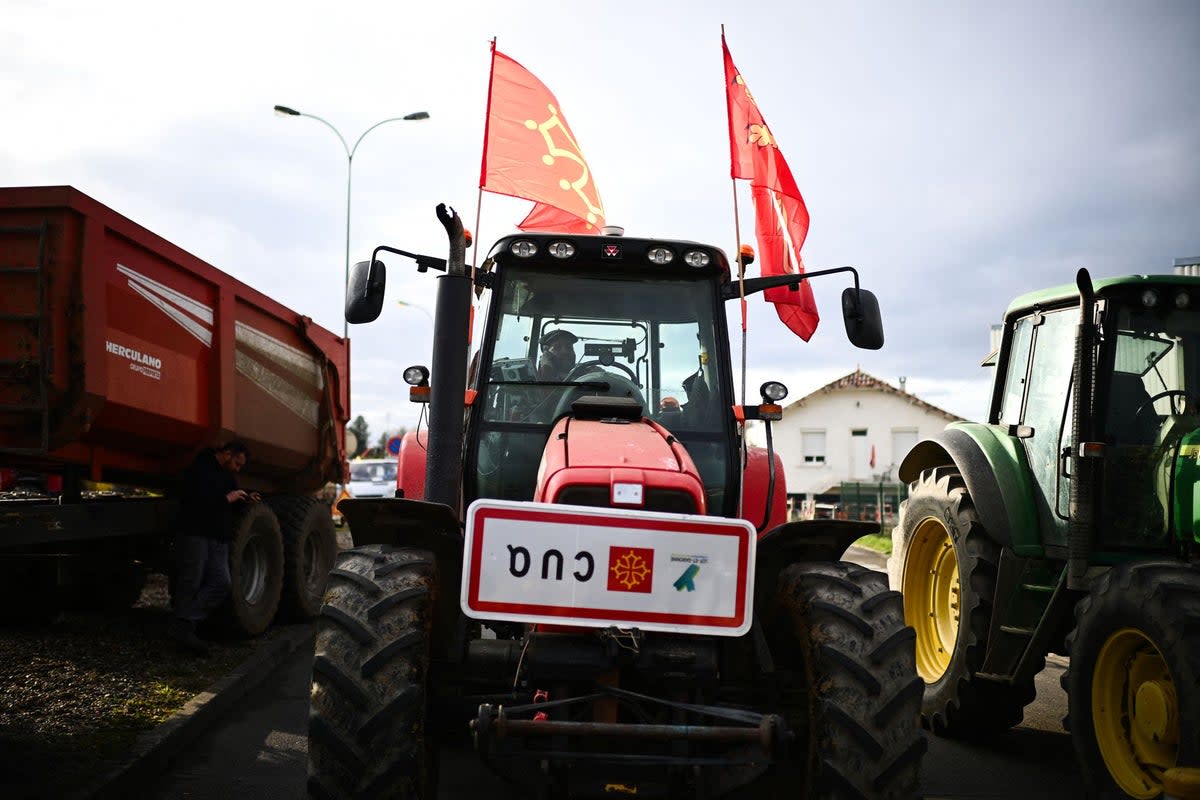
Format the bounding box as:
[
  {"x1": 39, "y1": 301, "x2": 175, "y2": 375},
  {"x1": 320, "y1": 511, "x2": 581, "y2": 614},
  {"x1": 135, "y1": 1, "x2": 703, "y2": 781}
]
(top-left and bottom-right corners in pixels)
[{"x1": 168, "y1": 441, "x2": 258, "y2": 654}]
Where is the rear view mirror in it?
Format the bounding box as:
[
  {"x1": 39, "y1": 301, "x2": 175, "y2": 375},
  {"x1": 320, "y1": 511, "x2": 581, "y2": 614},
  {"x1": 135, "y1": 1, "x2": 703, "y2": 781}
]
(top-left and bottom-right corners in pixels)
[
  {"x1": 842, "y1": 287, "x2": 884, "y2": 350},
  {"x1": 345, "y1": 259, "x2": 387, "y2": 324}
]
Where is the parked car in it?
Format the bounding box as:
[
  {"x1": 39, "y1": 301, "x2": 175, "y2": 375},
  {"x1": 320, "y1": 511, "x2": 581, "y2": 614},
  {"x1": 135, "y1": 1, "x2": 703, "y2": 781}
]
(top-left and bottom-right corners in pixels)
[{"x1": 344, "y1": 458, "x2": 398, "y2": 499}]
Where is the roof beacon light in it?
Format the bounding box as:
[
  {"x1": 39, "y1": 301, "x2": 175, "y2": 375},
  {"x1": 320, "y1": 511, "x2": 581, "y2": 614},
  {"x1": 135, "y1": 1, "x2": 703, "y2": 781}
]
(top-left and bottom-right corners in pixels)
[
  {"x1": 1141, "y1": 288, "x2": 1160, "y2": 309},
  {"x1": 548, "y1": 241, "x2": 575, "y2": 259},
  {"x1": 683, "y1": 250, "x2": 711, "y2": 268},
  {"x1": 647, "y1": 247, "x2": 675, "y2": 265},
  {"x1": 510, "y1": 240, "x2": 538, "y2": 258},
  {"x1": 602, "y1": 225, "x2": 625, "y2": 236}
]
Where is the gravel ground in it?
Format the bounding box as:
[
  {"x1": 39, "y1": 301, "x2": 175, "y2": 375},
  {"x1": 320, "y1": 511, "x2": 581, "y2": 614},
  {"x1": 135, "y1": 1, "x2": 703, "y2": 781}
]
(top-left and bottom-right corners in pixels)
[{"x1": 0, "y1": 573, "x2": 284, "y2": 800}]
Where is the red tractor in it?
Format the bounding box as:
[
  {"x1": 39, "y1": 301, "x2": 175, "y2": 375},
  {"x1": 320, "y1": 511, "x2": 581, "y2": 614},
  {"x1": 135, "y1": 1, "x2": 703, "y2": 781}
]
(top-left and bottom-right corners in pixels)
[{"x1": 306, "y1": 205, "x2": 925, "y2": 799}]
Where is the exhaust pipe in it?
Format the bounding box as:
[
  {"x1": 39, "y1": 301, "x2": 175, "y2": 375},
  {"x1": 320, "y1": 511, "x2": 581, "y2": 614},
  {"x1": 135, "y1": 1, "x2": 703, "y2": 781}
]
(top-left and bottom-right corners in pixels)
[
  {"x1": 424, "y1": 204, "x2": 472, "y2": 512},
  {"x1": 1067, "y1": 268, "x2": 1096, "y2": 590}
]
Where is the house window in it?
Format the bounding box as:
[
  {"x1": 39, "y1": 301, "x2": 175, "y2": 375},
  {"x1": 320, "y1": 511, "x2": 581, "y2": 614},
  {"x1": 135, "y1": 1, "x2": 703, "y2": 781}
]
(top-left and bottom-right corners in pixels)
[
  {"x1": 892, "y1": 429, "x2": 919, "y2": 465},
  {"x1": 802, "y1": 431, "x2": 826, "y2": 464}
]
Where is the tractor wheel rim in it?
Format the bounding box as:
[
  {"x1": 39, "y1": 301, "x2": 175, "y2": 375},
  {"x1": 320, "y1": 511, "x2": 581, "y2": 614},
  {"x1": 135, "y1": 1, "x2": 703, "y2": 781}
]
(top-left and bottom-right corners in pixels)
[
  {"x1": 241, "y1": 533, "x2": 267, "y2": 605},
  {"x1": 1093, "y1": 627, "x2": 1178, "y2": 799},
  {"x1": 902, "y1": 516, "x2": 959, "y2": 682}
]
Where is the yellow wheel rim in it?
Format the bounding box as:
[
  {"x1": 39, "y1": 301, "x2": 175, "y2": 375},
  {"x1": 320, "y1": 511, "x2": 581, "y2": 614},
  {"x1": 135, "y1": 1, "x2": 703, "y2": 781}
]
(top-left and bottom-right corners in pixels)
[
  {"x1": 1093, "y1": 627, "x2": 1178, "y2": 799},
  {"x1": 901, "y1": 516, "x2": 960, "y2": 682}
]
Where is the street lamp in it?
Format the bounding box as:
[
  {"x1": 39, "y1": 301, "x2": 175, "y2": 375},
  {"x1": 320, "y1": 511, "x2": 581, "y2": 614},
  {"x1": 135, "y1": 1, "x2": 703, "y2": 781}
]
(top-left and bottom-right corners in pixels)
[
  {"x1": 273, "y1": 104, "x2": 430, "y2": 338},
  {"x1": 395, "y1": 300, "x2": 434, "y2": 324}
]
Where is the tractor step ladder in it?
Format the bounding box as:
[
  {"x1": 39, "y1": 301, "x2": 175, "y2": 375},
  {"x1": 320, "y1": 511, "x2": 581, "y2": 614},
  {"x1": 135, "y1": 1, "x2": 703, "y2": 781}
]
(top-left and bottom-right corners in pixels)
[{"x1": 978, "y1": 553, "x2": 1068, "y2": 685}]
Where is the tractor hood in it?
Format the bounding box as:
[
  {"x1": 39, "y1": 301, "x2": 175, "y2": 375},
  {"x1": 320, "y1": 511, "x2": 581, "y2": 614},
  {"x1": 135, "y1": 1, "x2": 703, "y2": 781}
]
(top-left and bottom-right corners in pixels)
[{"x1": 534, "y1": 400, "x2": 707, "y2": 515}]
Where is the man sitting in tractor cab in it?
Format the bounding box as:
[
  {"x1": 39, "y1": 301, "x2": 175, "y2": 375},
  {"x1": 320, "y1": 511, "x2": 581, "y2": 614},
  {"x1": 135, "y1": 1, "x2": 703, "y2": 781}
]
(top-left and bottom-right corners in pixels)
[{"x1": 537, "y1": 329, "x2": 578, "y2": 381}]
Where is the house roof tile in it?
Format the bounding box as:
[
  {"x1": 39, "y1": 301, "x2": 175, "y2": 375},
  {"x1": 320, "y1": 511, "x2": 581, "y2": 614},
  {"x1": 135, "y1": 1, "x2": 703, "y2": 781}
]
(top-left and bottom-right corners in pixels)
[{"x1": 785, "y1": 368, "x2": 965, "y2": 422}]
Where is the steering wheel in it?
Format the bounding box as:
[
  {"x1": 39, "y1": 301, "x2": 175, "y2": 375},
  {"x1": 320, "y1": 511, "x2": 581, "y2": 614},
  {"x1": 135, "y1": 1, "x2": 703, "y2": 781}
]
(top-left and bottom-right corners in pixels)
[
  {"x1": 564, "y1": 360, "x2": 638, "y2": 383},
  {"x1": 1136, "y1": 390, "x2": 1197, "y2": 418},
  {"x1": 551, "y1": 369, "x2": 646, "y2": 421}
]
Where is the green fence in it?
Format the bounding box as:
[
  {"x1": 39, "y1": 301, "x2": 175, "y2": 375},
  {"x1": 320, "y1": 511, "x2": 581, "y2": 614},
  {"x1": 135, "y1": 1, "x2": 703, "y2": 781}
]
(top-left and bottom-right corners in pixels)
[{"x1": 838, "y1": 481, "x2": 907, "y2": 526}]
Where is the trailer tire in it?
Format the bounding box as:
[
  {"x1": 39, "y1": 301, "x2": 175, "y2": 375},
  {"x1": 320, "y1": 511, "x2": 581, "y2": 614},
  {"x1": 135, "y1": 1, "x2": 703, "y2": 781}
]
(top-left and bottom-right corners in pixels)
[
  {"x1": 1061, "y1": 561, "x2": 1200, "y2": 799},
  {"x1": 268, "y1": 496, "x2": 338, "y2": 621},
  {"x1": 893, "y1": 466, "x2": 1037, "y2": 737},
  {"x1": 761, "y1": 561, "x2": 925, "y2": 799},
  {"x1": 307, "y1": 545, "x2": 438, "y2": 800},
  {"x1": 216, "y1": 502, "x2": 284, "y2": 636}
]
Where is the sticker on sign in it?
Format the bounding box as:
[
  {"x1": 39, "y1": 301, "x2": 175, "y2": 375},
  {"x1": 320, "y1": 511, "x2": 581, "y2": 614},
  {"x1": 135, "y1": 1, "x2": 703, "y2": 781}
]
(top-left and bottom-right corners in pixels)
[{"x1": 462, "y1": 499, "x2": 756, "y2": 636}]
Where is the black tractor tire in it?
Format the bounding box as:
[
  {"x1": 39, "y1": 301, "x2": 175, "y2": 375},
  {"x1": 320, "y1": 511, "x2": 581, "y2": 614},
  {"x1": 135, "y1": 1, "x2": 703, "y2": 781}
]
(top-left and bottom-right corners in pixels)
[
  {"x1": 307, "y1": 545, "x2": 439, "y2": 799},
  {"x1": 1061, "y1": 561, "x2": 1200, "y2": 799},
  {"x1": 268, "y1": 496, "x2": 338, "y2": 621},
  {"x1": 762, "y1": 560, "x2": 926, "y2": 799},
  {"x1": 891, "y1": 466, "x2": 1037, "y2": 737},
  {"x1": 213, "y1": 502, "x2": 284, "y2": 636}
]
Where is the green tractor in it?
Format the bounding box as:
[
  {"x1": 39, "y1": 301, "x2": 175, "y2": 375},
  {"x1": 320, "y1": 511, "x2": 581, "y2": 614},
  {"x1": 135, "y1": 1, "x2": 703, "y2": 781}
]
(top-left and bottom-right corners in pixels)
[{"x1": 890, "y1": 269, "x2": 1200, "y2": 799}]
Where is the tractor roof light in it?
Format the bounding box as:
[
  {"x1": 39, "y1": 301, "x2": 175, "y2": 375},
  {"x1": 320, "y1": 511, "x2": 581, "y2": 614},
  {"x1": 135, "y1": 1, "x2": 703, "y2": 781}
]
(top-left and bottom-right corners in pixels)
[
  {"x1": 510, "y1": 240, "x2": 538, "y2": 258},
  {"x1": 647, "y1": 247, "x2": 675, "y2": 265},
  {"x1": 403, "y1": 365, "x2": 430, "y2": 386},
  {"x1": 738, "y1": 244, "x2": 756, "y2": 267},
  {"x1": 547, "y1": 241, "x2": 575, "y2": 259},
  {"x1": 760, "y1": 381, "x2": 788, "y2": 402},
  {"x1": 1141, "y1": 288, "x2": 1160, "y2": 309},
  {"x1": 1175, "y1": 290, "x2": 1191, "y2": 309},
  {"x1": 683, "y1": 249, "x2": 711, "y2": 268}
]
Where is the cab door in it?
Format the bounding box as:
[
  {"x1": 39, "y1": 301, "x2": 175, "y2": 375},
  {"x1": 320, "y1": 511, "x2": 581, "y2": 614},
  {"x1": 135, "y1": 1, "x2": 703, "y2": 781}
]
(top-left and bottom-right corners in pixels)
[{"x1": 1003, "y1": 307, "x2": 1079, "y2": 550}]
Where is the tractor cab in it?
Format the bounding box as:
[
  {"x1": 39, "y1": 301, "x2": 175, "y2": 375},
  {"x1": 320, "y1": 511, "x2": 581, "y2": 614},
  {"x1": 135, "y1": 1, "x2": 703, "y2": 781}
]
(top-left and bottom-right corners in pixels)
[{"x1": 465, "y1": 232, "x2": 739, "y2": 516}]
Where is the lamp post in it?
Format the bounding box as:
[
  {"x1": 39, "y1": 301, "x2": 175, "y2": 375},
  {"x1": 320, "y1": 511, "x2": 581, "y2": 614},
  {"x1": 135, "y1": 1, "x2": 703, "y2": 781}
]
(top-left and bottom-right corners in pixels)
[
  {"x1": 273, "y1": 104, "x2": 430, "y2": 338},
  {"x1": 395, "y1": 300, "x2": 434, "y2": 324}
]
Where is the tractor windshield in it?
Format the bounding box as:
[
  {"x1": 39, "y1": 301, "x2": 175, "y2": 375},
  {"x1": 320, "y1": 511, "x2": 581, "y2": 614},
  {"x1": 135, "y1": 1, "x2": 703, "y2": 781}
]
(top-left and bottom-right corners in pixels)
[
  {"x1": 470, "y1": 267, "x2": 730, "y2": 509},
  {"x1": 1100, "y1": 302, "x2": 1200, "y2": 547},
  {"x1": 1106, "y1": 305, "x2": 1200, "y2": 441}
]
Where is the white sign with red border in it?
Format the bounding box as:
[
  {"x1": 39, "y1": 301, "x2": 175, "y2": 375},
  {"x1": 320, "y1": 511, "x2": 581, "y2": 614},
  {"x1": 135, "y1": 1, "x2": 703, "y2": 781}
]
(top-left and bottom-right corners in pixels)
[{"x1": 462, "y1": 499, "x2": 757, "y2": 637}]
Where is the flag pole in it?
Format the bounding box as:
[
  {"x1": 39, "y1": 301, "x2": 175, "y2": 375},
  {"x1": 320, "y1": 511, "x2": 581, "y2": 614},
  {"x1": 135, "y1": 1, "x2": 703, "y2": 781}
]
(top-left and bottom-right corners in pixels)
[
  {"x1": 724, "y1": 25, "x2": 749, "y2": 519},
  {"x1": 471, "y1": 187, "x2": 483, "y2": 276},
  {"x1": 473, "y1": 36, "x2": 500, "y2": 281},
  {"x1": 731, "y1": 176, "x2": 748, "y2": 522}
]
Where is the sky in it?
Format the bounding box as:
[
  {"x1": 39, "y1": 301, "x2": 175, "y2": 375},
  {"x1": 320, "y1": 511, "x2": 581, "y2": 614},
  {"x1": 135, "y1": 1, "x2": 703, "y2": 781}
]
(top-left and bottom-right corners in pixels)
[{"x1": 3, "y1": 0, "x2": 1198, "y2": 442}]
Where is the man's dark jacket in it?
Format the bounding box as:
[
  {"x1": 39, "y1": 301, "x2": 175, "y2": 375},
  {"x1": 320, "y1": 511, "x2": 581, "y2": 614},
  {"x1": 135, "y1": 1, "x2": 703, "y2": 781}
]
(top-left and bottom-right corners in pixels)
[{"x1": 177, "y1": 448, "x2": 238, "y2": 540}]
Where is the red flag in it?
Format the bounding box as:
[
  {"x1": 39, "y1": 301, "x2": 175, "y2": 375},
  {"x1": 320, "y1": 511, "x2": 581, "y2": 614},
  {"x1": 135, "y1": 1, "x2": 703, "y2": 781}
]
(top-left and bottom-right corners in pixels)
[
  {"x1": 480, "y1": 43, "x2": 605, "y2": 233},
  {"x1": 723, "y1": 35, "x2": 819, "y2": 341}
]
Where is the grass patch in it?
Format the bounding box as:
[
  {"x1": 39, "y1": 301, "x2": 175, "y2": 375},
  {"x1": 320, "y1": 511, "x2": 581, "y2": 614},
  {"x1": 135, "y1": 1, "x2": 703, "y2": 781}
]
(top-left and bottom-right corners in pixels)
[{"x1": 852, "y1": 531, "x2": 894, "y2": 555}]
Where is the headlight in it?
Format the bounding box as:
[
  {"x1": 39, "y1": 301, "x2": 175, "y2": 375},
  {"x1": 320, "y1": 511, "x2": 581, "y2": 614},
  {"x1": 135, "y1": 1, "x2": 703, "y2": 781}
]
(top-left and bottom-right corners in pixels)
[
  {"x1": 1141, "y1": 289, "x2": 1160, "y2": 308},
  {"x1": 510, "y1": 240, "x2": 538, "y2": 258},
  {"x1": 683, "y1": 250, "x2": 711, "y2": 268},
  {"x1": 1175, "y1": 290, "x2": 1190, "y2": 309},
  {"x1": 403, "y1": 365, "x2": 430, "y2": 386},
  {"x1": 760, "y1": 381, "x2": 788, "y2": 402},
  {"x1": 647, "y1": 247, "x2": 674, "y2": 265},
  {"x1": 547, "y1": 241, "x2": 575, "y2": 259}
]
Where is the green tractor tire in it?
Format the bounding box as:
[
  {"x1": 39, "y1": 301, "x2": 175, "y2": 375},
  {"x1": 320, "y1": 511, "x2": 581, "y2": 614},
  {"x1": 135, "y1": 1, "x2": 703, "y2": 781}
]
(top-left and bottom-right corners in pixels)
[
  {"x1": 307, "y1": 545, "x2": 439, "y2": 799},
  {"x1": 1062, "y1": 561, "x2": 1200, "y2": 799},
  {"x1": 893, "y1": 467, "x2": 1037, "y2": 737}
]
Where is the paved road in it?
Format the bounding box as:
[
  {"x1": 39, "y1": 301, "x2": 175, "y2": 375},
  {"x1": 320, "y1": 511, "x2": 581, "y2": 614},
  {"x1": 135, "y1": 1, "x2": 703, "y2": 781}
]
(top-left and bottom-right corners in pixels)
[{"x1": 144, "y1": 547, "x2": 1081, "y2": 799}]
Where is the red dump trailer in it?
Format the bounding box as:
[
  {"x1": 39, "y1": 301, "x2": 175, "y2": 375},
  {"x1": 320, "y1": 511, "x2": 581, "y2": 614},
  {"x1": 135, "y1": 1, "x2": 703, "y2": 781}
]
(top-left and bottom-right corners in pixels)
[{"x1": 0, "y1": 186, "x2": 350, "y2": 633}]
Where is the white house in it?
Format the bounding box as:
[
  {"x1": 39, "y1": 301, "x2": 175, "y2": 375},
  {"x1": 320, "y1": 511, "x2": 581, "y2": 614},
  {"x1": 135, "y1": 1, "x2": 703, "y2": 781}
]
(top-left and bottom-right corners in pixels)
[{"x1": 753, "y1": 369, "x2": 965, "y2": 519}]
